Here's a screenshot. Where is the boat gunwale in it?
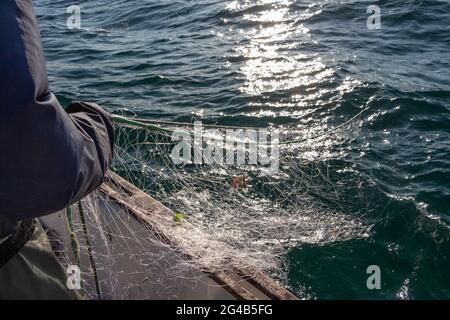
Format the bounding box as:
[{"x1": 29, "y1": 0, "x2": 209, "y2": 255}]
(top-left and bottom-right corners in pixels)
[{"x1": 100, "y1": 171, "x2": 298, "y2": 300}]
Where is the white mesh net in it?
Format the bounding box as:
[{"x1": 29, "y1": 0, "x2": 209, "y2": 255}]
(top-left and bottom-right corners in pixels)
[{"x1": 48, "y1": 113, "x2": 370, "y2": 299}]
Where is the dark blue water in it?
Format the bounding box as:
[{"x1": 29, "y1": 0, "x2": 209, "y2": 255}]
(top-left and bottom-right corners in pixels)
[{"x1": 35, "y1": 0, "x2": 450, "y2": 299}]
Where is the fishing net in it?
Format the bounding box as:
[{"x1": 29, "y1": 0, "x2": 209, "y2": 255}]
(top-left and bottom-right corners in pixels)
[{"x1": 48, "y1": 111, "x2": 371, "y2": 299}]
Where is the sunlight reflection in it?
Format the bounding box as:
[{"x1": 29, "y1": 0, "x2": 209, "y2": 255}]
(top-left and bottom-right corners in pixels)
[
  {"x1": 230, "y1": 1, "x2": 334, "y2": 105},
  {"x1": 226, "y1": 0, "x2": 361, "y2": 160}
]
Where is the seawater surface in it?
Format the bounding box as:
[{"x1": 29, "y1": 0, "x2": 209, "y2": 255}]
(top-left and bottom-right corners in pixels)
[{"x1": 35, "y1": 0, "x2": 450, "y2": 299}]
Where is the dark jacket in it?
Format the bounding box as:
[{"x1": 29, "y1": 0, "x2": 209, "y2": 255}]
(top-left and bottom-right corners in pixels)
[{"x1": 0, "y1": 0, "x2": 114, "y2": 232}]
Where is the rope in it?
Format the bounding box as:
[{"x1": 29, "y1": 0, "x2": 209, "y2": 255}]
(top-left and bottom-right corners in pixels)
[
  {"x1": 111, "y1": 106, "x2": 370, "y2": 145},
  {"x1": 65, "y1": 207, "x2": 81, "y2": 270},
  {"x1": 78, "y1": 201, "x2": 102, "y2": 300}
]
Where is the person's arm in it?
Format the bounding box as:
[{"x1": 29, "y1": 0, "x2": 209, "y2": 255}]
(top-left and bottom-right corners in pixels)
[{"x1": 0, "y1": 0, "x2": 114, "y2": 221}]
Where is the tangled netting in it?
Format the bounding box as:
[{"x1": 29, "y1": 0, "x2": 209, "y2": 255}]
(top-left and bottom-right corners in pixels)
[{"x1": 53, "y1": 113, "x2": 371, "y2": 299}]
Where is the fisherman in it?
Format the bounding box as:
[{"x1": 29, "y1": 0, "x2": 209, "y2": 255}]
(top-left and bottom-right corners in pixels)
[{"x1": 0, "y1": 0, "x2": 114, "y2": 299}]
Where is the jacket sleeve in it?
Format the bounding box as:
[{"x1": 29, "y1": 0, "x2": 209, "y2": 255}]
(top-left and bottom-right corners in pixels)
[{"x1": 0, "y1": 0, "x2": 114, "y2": 221}]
